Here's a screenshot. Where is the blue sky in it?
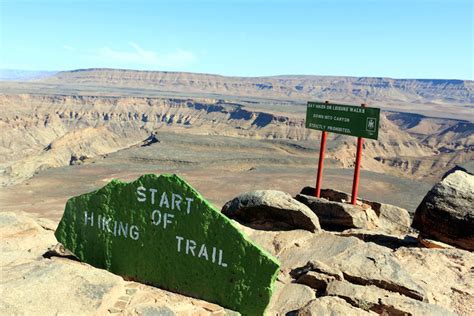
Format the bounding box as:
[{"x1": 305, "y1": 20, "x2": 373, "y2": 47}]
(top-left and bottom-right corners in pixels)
[{"x1": 1, "y1": 0, "x2": 472, "y2": 79}]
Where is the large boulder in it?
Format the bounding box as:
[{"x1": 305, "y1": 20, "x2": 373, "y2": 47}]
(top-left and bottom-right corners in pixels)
[
  {"x1": 412, "y1": 170, "x2": 474, "y2": 250},
  {"x1": 295, "y1": 193, "x2": 379, "y2": 231},
  {"x1": 299, "y1": 187, "x2": 411, "y2": 234},
  {"x1": 222, "y1": 190, "x2": 321, "y2": 232}
]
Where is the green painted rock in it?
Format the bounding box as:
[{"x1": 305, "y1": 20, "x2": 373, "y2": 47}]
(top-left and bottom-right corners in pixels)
[{"x1": 55, "y1": 174, "x2": 280, "y2": 315}]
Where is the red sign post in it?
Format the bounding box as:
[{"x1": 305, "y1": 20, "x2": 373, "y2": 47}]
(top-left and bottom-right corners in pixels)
[
  {"x1": 314, "y1": 101, "x2": 329, "y2": 198},
  {"x1": 315, "y1": 130, "x2": 327, "y2": 198},
  {"x1": 306, "y1": 101, "x2": 380, "y2": 206},
  {"x1": 351, "y1": 104, "x2": 366, "y2": 205}
]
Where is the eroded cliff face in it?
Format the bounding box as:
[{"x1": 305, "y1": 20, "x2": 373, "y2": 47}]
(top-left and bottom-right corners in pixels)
[
  {"x1": 0, "y1": 94, "x2": 472, "y2": 186},
  {"x1": 46, "y1": 69, "x2": 474, "y2": 105}
]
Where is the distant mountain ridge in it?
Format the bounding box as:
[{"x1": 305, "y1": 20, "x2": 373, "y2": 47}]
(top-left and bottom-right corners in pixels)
[
  {"x1": 0, "y1": 69, "x2": 57, "y2": 81},
  {"x1": 40, "y1": 68, "x2": 473, "y2": 106}
]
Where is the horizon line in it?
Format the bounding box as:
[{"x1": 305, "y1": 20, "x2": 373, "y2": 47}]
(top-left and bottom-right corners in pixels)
[{"x1": 0, "y1": 67, "x2": 472, "y2": 82}]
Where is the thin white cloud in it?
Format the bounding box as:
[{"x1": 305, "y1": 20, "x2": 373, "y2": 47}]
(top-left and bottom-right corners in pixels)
[
  {"x1": 95, "y1": 42, "x2": 196, "y2": 68},
  {"x1": 63, "y1": 45, "x2": 75, "y2": 51}
]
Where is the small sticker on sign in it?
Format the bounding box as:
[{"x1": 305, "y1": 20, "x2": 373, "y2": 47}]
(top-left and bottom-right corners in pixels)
[{"x1": 366, "y1": 117, "x2": 376, "y2": 132}]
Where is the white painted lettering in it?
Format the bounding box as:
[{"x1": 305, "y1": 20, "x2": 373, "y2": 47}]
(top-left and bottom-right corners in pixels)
[
  {"x1": 160, "y1": 192, "x2": 170, "y2": 208},
  {"x1": 103, "y1": 217, "x2": 112, "y2": 233},
  {"x1": 151, "y1": 210, "x2": 162, "y2": 226},
  {"x1": 186, "y1": 239, "x2": 196, "y2": 256},
  {"x1": 185, "y1": 198, "x2": 194, "y2": 214},
  {"x1": 137, "y1": 186, "x2": 146, "y2": 202},
  {"x1": 118, "y1": 222, "x2": 128, "y2": 237},
  {"x1": 212, "y1": 247, "x2": 217, "y2": 263},
  {"x1": 176, "y1": 236, "x2": 184, "y2": 252},
  {"x1": 198, "y1": 244, "x2": 209, "y2": 260},
  {"x1": 175, "y1": 237, "x2": 227, "y2": 268},
  {"x1": 172, "y1": 193, "x2": 182, "y2": 210},
  {"x1": 150, "y1": 188, "x2": 158, "y2": 205},
  {"x1": 164, "y1": 213, "x2": 174, "y2": 229},
  {"x1": 130, "y1": 225, "x2": 139, "y2": 240},
  {"x1": 218, "y1": 249, "x2": 227, "y2": 267},
  {"x1": 84, "y1": 211, "x2": 94, "y2": 226}
]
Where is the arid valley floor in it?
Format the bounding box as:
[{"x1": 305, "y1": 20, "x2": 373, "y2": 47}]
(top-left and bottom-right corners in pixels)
[
  {"x1": 1, "y1": 69, "x2": 473, "y2": 315},
  {"x1": 1, "y1": 69, "x2": 473, "y2": 221}
]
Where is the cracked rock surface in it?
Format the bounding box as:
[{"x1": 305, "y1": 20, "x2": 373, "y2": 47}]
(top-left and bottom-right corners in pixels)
[
  {"x1": 0, "y1": 212, "x2": 238, "y2": 315},
  {"x1": 2, "y1": 185, "x2": 473, "y2": 316}
]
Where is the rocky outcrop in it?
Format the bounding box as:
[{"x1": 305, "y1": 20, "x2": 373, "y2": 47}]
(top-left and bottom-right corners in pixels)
[
  {"x1": 325, "y1": 280, "x2": 455, "y2": 315},
  {"x1": 239, "y1": 222, "x2": 473, "y2": 316},
  {"x1": 412, "y1": 170, "x2": 474, "y2": 250},
  {"x1": 393, "y1": 247, "x2": 474, "y2": 313},
  {"x1": 295, "y1": 193, "x2": 379, "y2": 231},
  {"x1": 299, "y1": 187, "x2": 412, "y2": 234},
  {"x1": 282, "y1": 233, "x2": 428, "y2": 301},
  {"x1": 3, "y1": 189, "x2": 474, "y2": 316},
  {"x1": 339, "y1": 229, "x2": 419, "y2": 250},
  {"x1": 1, "y1": 91, "x2": 472, "y2": 188},
  {"x1": 222, "y1": 190, "x2": 321, "y2": 232},
  {"x1": 45, "y1": 68, "x2": 474, "y2": 105}
]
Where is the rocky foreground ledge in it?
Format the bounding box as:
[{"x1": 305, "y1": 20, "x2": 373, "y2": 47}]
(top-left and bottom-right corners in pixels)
[
  {"x1": 0, "y1": 211, "x2": 240, "y2": 315},
  {"x1": 1, "y1": 169, "x2": 473, "y2": 315},
  {"x1": 1, "y1": 206, "x2": 472, "y2": 315}
]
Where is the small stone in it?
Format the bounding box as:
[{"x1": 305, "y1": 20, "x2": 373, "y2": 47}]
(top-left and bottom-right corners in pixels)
[
  {"x1": 418, "y1": 235, "x2": 455, "y2": 249},
  {"x1": 297, "y1": 297, "x2": 373, "y2": 315},
  {"x1": 118, "y1": 295, "x2": 130, "y2": 302},
  {"x1": 222, "y1": 309, "x2": 241, "y2": 316},
  {"x1": 135, "y1": 305, "x2": 176, "y2": 316},
  {"x1": 108, "y1": 307, "x2": 121, "y2": 314},
  {"x1": 290, "y1": 260, "x2": 343, "y2": 281},
  {"x1": 296, "y1": 271, "x2": 335, "y2": 292},
  {"x1": 125, "y1": 282, "x2": 140, "y2": 288},
  {"x1": 126, "y1": 288, "x2": 137, "y2": 295},
  {"x1": 113, "y1": 300, "x2": 127, "y2": 310},
  {"x1": 267, "y1": 283, "x2": 316, "y2": 315},
  {"x1": 195, "y1": 301, "x2": 223, "y2": 312}
]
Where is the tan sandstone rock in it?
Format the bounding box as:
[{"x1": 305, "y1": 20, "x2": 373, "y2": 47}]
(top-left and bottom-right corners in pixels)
[
  {"x1": 0, "y1": 211, "x2": 236, "y2": 315},
  {"x1": 297, "y1": 297, "x2": 376, "y2": 315}
]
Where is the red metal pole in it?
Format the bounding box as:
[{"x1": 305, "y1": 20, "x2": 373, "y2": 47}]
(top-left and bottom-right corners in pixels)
[
  {"x1": 315, "y1": 131, "x2": 327, "y2": 197},
  {"x1": 351, "y1": 104, "x2": 366, "y2": 205},
  {"x1": 315, "y1": 100, "x2": 330, "y2": 197}
]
